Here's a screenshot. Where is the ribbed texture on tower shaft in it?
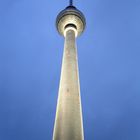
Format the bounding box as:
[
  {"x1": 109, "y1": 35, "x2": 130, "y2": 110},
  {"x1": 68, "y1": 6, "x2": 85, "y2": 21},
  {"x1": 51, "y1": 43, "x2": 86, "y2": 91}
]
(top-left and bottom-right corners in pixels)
[{"x1": 53, "y1": 29, "x2": 84, "y2": 140}]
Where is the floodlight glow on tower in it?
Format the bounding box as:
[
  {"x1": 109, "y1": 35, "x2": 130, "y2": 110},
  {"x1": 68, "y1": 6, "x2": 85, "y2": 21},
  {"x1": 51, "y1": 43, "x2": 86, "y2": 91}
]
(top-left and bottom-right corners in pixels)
[{"x1": 53, "y1": 0, "x2": 86, "y2": 140}]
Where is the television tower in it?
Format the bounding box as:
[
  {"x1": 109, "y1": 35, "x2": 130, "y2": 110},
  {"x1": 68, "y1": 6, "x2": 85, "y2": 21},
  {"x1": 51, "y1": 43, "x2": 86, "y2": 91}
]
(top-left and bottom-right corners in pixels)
[{"x1": 53, "y1": 0, "x2": 86, "y2": 139}]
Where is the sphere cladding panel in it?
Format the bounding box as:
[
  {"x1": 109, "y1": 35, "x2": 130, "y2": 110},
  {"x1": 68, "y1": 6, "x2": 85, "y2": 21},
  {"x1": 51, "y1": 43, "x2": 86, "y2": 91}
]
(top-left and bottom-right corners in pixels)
[
  {"x1": 57, "y1": 15, "x2": 84, "y2": 36},
  {"x1": 56, "y1": 7, "x2": 86, "y2": 37}
]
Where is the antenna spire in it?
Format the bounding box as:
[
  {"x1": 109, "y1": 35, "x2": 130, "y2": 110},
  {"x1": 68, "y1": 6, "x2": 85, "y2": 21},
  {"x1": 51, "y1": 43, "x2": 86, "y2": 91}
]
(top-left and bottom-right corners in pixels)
[{"x1": 69, "y1": 0, "x2": 73, "y2": 6}]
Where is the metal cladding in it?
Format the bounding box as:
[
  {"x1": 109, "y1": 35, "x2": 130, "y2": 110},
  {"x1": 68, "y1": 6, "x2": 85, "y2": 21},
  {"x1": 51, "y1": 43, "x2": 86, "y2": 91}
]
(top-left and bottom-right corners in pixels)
[
  {"x1": 56, "y1": 6, "x2": 86, "y2": 37},
  {"x1": 53, "y1": 4, "x2": 86, "y2": 140}
]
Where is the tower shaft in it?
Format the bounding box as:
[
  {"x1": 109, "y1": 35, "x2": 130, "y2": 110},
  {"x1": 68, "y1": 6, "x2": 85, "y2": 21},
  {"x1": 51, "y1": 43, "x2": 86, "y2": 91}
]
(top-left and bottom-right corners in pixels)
[{"x1": 53, "y1": 28, "x2": 84, "y2": 140}]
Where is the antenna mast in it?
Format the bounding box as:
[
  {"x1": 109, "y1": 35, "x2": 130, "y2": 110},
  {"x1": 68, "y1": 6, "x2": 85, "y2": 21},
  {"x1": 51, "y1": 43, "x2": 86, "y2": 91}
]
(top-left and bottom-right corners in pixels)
[{"x1": 69, "y1": 0, "x2": 73, "y2": 6}]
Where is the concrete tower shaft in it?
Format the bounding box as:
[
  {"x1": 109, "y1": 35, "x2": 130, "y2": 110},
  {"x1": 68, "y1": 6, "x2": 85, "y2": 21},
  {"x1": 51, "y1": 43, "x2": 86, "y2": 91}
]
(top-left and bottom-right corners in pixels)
[{"x1": 53, "y1": 27, "x2": 84, "y2": 140}]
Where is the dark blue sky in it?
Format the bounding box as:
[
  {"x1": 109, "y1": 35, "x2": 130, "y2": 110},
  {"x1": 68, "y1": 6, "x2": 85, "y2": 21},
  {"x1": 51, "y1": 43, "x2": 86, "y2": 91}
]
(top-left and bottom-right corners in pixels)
[{"x1": 0, "y1": 0, "x2": 140, "y2": 140}]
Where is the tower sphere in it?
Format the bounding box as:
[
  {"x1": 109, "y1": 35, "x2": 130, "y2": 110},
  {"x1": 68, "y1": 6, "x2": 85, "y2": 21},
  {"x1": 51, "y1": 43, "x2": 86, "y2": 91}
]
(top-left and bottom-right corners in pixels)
[{"x1": 56, "y1": 5, "x2": 86, "y2": 37}]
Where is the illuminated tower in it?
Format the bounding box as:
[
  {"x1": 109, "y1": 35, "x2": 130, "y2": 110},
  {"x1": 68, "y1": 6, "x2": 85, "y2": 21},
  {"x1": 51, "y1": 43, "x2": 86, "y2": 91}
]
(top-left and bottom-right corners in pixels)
[{"x1": 53, "y1": 0, "x2": 86, "y2": 140}]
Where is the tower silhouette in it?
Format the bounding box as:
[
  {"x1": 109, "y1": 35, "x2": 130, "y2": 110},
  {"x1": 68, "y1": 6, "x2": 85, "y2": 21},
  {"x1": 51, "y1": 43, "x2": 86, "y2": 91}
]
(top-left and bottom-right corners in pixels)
[{"x1": 53, "y1": 1, "x2": 86, "y2": 140}]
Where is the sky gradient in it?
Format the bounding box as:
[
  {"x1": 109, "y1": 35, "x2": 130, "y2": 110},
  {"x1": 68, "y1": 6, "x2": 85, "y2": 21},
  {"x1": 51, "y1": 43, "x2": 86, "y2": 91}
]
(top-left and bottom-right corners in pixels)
[{"x1": 0, "y1": 0, "x2": 140, "y2": 140}]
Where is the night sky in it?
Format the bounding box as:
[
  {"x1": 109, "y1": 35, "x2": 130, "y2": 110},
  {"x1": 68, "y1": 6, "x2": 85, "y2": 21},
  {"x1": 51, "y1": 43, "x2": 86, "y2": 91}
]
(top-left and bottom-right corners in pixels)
[{"x1": 0, "y1": 0, "x2": 140, "y2": 140}]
